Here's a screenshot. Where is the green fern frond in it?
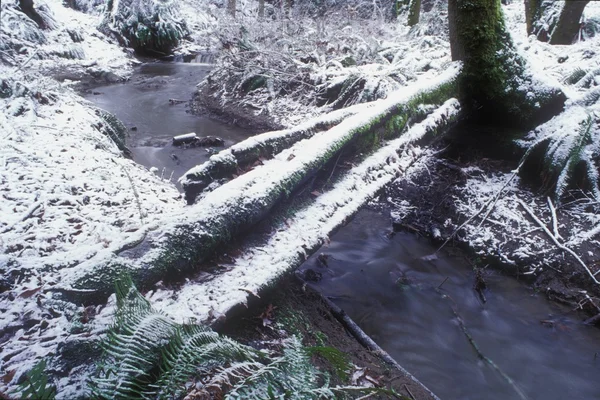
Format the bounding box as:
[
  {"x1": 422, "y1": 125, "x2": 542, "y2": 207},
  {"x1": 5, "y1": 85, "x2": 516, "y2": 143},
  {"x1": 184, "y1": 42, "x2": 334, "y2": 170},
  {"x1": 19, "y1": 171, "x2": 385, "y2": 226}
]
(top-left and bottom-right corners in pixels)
[
  {"x1": 563, "y1": 67, "x2": 587, "y2": 86},
  {"x1": 520, "y1": 107, "x2": 600, "y2": 202},
  {"x1": 13, "y1": 359, "x2": 56, "y2": 400},
  {"x1": 306, "y1": 346, "x2": 351, "y2": 380},
  {"x1": 91, "y1": 278, "x2": 376, "y2": 400}
]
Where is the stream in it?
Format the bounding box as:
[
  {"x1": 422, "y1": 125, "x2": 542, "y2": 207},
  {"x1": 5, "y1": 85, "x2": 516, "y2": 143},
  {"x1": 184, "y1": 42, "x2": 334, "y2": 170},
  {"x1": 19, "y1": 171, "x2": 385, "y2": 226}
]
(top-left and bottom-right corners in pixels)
[
  {"x1": 83, "y1": 62, "x2": 251, "y2": 189},
  {"x1": 298, "y1": 210, "x2": 600, "y2": 400},
  {"x1": 86, "y1": 63, "x2": 600, "y2": 400}
]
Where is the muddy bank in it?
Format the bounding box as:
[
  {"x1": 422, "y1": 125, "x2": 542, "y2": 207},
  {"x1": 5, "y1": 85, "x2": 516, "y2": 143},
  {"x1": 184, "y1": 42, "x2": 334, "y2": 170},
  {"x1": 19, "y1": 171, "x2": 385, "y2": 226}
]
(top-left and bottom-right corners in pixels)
[
  {"x1": 218, "y1": 276, "x2": 438, "y2": 400},
  {"x1": 383, "y1": 125, "x2": 600, "y2": 322}
]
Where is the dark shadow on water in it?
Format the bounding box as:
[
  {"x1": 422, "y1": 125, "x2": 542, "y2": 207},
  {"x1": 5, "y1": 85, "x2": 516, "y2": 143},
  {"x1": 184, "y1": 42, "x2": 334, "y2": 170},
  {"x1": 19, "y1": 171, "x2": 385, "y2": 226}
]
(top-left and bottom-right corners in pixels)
[{"x1": 299, "y1": 209, "x2": 600, "y2": 400}]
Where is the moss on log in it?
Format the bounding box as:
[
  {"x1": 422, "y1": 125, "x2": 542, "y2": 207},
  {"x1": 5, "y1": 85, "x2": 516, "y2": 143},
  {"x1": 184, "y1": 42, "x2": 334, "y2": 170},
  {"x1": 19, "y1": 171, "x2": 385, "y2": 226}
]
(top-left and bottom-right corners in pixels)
[
  {"x1": 182, "y1": 74, "x2": 458, "y2": 204},
  {"x1": 57, "y1": 68, "x2": 460, "y2": 303}
]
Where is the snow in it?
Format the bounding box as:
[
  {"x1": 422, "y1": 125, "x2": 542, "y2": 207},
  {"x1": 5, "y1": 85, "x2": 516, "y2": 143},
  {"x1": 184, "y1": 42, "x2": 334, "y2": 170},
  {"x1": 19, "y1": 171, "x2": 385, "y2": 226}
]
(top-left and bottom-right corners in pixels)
[
  {"x1": 2, "y1": 0, "x2": 600, "y2": 396},
  {"x1": 150, "y1": 99, "x2": 461, "y2": 323},
  {"x1": 0, "y1": 0, "x2": 183, "y2": 394}
]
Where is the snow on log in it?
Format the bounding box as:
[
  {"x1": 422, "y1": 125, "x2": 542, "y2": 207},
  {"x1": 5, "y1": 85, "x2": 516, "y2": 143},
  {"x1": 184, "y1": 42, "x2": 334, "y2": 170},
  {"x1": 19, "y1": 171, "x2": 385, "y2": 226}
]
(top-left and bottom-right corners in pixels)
[
  {"x1": 181, "y1": 65, "x2": 460, "y2": 204},
  {"x1": 150, "y1": 98, "x2": 462, "y2": 323},
  {"x1": 172, "y1": 132, "x2": 198, "y2": 145},
  {"x1": 180, "y1": 101, "x2": 378, "y2": 204},
  {"x1": 56, "y1": 66, "x2": 460, "y2": 303}
]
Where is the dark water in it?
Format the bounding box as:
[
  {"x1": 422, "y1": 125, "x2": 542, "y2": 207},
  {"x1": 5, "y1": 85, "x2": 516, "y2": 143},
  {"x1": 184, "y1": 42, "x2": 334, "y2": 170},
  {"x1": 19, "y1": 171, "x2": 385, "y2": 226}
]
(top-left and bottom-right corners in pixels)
[
  {"x1": 299, "y1": 210, "x2": 600, "y2": 400},
  {"x1": 83, "y1": 63, "x2": 250, "y2": 189}
]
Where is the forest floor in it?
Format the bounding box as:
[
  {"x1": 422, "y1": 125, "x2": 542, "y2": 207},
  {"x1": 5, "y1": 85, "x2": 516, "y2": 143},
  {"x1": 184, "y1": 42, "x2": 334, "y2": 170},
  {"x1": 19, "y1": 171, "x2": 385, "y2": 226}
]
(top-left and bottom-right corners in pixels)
[{"x1": 2, "y1": 0, "x2": 600, "y2": 397}]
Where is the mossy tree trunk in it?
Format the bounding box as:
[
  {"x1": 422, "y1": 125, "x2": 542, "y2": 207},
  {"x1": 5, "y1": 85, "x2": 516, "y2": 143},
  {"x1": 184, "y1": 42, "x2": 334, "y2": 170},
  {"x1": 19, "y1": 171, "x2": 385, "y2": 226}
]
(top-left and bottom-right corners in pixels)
[
  {"x1": 407, "y1": 0, "x2": 421, "y2": 26},
  {"x1": 549, "y1": 0, "x2": 589, "y2": 44},
  {"x1": 524, "y1": 0, "x2": 541, "y2": 35},
  {"x1": 447, "y1": 0, "x2": 565, "y2": 128}
]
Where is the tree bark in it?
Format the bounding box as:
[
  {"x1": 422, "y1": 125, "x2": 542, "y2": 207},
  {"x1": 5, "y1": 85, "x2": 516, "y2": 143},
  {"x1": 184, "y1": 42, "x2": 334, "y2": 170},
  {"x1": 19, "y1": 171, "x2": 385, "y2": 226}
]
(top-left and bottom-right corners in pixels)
[
  {"x1": 447, "y1": 0, "x2": 565, "y2": 127},
  {"x1": 549, "y1": 0, "x2": 589, "y2": 45},
  {"x1": 258, "y1": 0, "x2": 265, "y2": 18},
  {"x1": 57, "y1": 70, "x2": 460, "y2": 303},
  {"x1": 447, "y1": 0, "x2": 464, "y2": 61},
  {"x1": 524, "y1": 0, "x2": 541, "y2": 35},
  {"x1": 18, "y1": 0, "x2": 46, "y2": 29},
  {"x1": 228, "y1": 0, "x2": 236, "y2": 17},
  {"x1": 407, "y1": 0, "x2": 421, "y2": 26}
]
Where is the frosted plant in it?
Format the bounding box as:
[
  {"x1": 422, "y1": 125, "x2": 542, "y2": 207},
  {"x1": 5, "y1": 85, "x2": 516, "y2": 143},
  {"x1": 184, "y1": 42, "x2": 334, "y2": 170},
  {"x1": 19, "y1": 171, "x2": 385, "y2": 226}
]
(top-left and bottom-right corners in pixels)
[
  {"x1": 91, "y1": 278, "x2": 379, "y2": 399},
  {"x1": 519, "y1": 105, "x2": 600, "y2": 201},
  {"x1": 100, "y1": 0, "x2": 189, "y2": 54}
]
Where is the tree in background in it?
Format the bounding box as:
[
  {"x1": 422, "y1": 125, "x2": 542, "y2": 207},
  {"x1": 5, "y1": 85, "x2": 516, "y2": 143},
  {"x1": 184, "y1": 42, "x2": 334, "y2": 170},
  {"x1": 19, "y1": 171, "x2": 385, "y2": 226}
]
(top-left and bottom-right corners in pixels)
[
  {"x1": 447, "y1": 0, "x2": 565, "y2": 128},
  {"x1": 526, "y1": 0, "x2": 589, "y2": 44}
]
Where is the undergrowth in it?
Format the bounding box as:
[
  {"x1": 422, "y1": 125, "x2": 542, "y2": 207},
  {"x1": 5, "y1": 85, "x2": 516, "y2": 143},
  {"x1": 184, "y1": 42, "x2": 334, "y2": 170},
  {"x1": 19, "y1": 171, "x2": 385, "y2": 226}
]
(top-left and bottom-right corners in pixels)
[{"x1": 89, "y1": 278, "x2": 391, "y2": 399}]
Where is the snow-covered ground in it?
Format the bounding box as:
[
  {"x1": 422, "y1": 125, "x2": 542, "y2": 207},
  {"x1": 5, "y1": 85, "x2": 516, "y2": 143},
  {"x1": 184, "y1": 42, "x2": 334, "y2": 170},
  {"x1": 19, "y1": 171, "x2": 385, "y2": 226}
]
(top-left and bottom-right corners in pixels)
[
  {"x1": 0, "y1": 0, "x2": 184, "y2": 395},
  {"x1": 1, "y1": 0, "x2": 600, "y2": 397}
]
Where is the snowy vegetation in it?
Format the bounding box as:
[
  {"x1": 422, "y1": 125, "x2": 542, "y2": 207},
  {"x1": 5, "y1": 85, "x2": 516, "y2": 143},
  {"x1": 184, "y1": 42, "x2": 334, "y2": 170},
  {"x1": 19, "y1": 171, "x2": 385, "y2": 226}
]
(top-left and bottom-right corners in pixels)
[{"x1": 2, "y1": 0, "x2": 600, "y2": 398}]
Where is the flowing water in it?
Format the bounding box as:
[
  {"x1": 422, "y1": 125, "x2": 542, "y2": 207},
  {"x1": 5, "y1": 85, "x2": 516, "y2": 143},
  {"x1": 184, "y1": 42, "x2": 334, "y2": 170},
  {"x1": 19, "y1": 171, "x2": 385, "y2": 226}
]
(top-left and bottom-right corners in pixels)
[
  {"x1": 86, "y1": 63, "x2": 600, "y2": 400},
  {"x1": 83, "y1": 62, "x2": 251, "y2": 189},
  {"x1": 298, "y1": 210, "x2": 600, "y2": 400}
]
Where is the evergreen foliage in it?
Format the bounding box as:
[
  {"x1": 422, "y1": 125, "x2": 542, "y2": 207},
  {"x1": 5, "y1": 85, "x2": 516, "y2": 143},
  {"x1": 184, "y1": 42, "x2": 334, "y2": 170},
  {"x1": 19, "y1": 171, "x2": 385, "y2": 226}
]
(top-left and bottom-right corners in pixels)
[
  {"x1": 90, "y1": 278, "x2": 383, "y2": 399},
  {"x1": 519, "y1": 106, "x2": 600, "y2": 201},
  {"x1": 13, "y1": 359, "x2": 56, "y2": 400},
  {"x1": 100, "y1": 0, "x2": 189, "y2": 54}
]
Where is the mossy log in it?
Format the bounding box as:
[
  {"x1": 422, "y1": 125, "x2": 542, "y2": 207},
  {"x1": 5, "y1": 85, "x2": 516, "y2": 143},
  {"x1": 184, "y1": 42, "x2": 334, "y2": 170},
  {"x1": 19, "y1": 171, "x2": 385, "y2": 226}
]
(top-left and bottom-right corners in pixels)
[
  {"x1": 151, "y1": 98, "x2": 462, "y2": 325},
  {"x1": 181, "y1": 102, "x2": 377, "y2": 204},
  {"x1": 56, "y1": 67, "x2": 460, "y2": 303}
]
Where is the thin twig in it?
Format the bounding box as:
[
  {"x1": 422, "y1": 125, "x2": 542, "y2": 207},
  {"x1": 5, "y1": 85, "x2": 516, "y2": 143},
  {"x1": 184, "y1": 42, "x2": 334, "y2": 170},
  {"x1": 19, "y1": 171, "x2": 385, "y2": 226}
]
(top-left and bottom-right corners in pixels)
[
  {"x1": 438, "y1": 291, "x2": 530, "y2": 400},
  {"x1": 403, "y1": 384, "x2": 416, "y2": 400},
  {"x1": 321, "y1": 151, "x2": 343, "y2": 191},
  {"x1": 517, "y1": 199, "x2": 599, "y2": 284},
  {"x1": 547, "y1": 197, "x2": 562, "y2": 240}
]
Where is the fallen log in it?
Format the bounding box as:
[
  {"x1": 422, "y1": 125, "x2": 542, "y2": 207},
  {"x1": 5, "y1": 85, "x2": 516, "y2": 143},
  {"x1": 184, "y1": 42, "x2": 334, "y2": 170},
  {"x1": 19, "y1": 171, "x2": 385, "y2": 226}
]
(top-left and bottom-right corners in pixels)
[
  {"x1": 55, "y1": 67, "x2": 460, "y2": 303},
  {"x1": 181, "y1": 67, "x2": 458, "y2": 204},
  {"x1": 144, "y1": 98, "x2": 462, "y2": 323},
  {"x1": 180, "y1": 101, "x2": 378, "y2": 204}
]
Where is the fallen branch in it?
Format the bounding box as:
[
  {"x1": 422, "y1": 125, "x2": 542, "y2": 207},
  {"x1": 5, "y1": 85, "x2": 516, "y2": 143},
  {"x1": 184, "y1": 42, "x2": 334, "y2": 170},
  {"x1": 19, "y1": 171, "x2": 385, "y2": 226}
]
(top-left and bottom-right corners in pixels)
[
  {"x1": 517, "y1": 199, "x2": 599, "y2": 285},
  {"x1": 546, "y1": 197, "x2": 562, "y2": 240},
  {"x1": 437, "y1": 290, "x2": 529, "y2": 400},
  {"x1": 309, "y1": 279, "x2": 441, "y2": 400}
]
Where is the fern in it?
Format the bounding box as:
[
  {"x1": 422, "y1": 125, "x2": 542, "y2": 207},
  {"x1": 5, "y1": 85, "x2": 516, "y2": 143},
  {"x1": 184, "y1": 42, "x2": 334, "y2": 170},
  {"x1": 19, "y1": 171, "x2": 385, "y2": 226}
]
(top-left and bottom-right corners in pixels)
[
  {"x1": 563, "y1": 67, "x2": 587, "y2": 86},
  {"x1": 91, "y1": 278, "x2": 381, "y2": 400},
  {"x1": 13, "y1": 359, "x2": 56, "y2": 400},
  {"x1": 519, "y1": 106, "x2": 600, "y2": 201},
  {"x1": 101, "y1": 0, "x2": 188, "y2": 54}
]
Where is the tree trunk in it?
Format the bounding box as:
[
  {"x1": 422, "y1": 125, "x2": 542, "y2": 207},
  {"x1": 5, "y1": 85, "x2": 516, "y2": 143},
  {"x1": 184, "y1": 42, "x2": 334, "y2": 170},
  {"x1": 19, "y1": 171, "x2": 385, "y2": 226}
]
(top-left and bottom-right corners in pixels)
[
  {"x1": 18, "y1": 0, "x2": 46, "y2": 29},
  {"x1": 524, "y1": 0, "x2": 541, "y2": 35},
  {"x1": 258, "y1": 0, "x2": 265, "y2": 18},
  {"x1": 549, "y1": 0, "x2": 589, "y2": 44},
  {"x1": 407, "y1": 0, "x2": 421, "y2": 26},
  {"x1": 57, "y1": 69, "x2": 460, "y2": 303},
  {"x1": 447, "y1": 0, "x2": 565, "y2": 128},
  {"x1": 228, "y1": 0, "x2": 236, "y2": 17},
  {"x1": 447, "y1": 0, "x2": 464, "y2": 61}
]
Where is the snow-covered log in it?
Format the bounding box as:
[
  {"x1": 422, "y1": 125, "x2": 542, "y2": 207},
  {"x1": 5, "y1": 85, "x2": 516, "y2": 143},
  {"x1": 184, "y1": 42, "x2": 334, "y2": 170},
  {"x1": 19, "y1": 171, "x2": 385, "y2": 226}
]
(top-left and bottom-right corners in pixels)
[
  {"x1": 181, "y1": 67, "x2": 459, "y2": 204},
  {"x1": 56, "y1": 67, "x2": 460, "y2": 303},
  {"x1": 181, "y1": 102, "x2": 377, "y2": 203},
  {"x1": 151, "y1": 98, "x2": 462, "y2": 325}
]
